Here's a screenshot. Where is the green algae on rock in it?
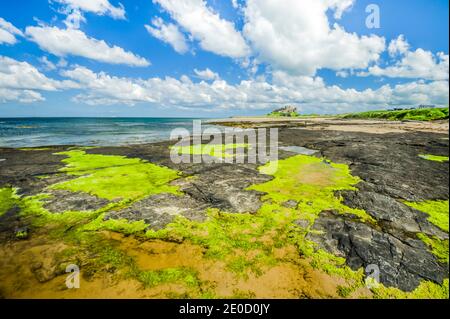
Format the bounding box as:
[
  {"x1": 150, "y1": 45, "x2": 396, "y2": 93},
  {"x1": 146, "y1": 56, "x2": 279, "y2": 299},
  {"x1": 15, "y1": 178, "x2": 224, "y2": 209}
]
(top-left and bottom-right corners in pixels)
[
  {"x1": 143, "y1": 154, "x2": 375, "y2": 288},
  {"x1": 417, "y1": 233, "x2": 449, "y2": 264},
  {"x1": 82, "y1": 214, "x2": 149, "y2": 235},
  {"x1": 85, "y1": 154, "x2": 380, "y2": 296},
  {"x1": 419, "y1": 154, "x2": 449, "y2": 163},
  {"x1": 50, "y1": 150, "x2": 182, "y2": 201},
  {"x1": 1, "y1": 190, "x2": 204, "y2": 294},
  {"x1": 15, "y1": 229, "x2": 28, "y2": 239},
  {"x1": 170, "y1": 143, "x2": 249, "y2": 159},
  {"x1": 135, "y1": 267, "x2": 200, "y2": 289},
  {"x1": 404, "y1": 200, "x2": 449, "y2": 232},
  {"x1": 0, "y1": 188, "x2": 19, "y2": 217},
  {"x1": 402, "y1": 200, "x2": 448, "y2": 264},
  {"x1": 372, "y1": 279, "x2": 449, "y2": 299},
  {"x1": 247, "y1": 155, "x2": 375, "y2": 224},
  {"x1": 145, "y1": 208, "x2": 280, "y2": 276}
]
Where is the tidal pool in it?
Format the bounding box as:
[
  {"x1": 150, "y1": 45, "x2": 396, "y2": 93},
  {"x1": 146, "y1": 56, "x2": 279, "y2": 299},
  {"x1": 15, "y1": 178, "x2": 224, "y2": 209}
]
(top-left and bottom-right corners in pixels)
[{"x1": 279, "y1": 146, "x2": 318, "y2": 155}]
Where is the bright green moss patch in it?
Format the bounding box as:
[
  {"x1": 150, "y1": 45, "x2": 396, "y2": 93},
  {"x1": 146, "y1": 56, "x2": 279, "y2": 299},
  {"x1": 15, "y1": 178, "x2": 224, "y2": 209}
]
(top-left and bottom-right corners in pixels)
[
  {"x1": 419, "y1": 154, "x2": 449, "y2": 163},
  {"x1": 372, "y1": 279, "x2": 449, "y2": 299},
  {"x1": 248, "y1": 155, "x2": 375, "y2": 224},
  {"x1": 94, "y1": 245, "x2": 135, "y2": 269},
  {"x1": 404, "y1": 200, "x2": 449, "y2": 232},
  {"x1": 17, "y1": 193, "x2": 100, "y2": 236},
  {"x1": 82, "y1": 214, "x2": 149, "y2": 235},
  {"x1": 16, "y1": 192, "x2": 148, "y2": 243},
  {"x1": 51, "y1": 150, "x2": 181, "y2": 201},
  {"x1": 402, "y1": 200, "x2": 447, "y2": 264},
  {"x1": 0, "y1": 187, "x2": 19, "y2": 217},
  {"x1": 171, "y1": 143, "x2": 249, "y2": 158},
  {"x1": 15, "y1": 229, "x2": 28, "y2": 239},
  {"x1": 135, "y1": 267, "x2": 200, "y2": 288},
  {"x1": 417, "y1": 233, "x2": 449, "y2": 264}
]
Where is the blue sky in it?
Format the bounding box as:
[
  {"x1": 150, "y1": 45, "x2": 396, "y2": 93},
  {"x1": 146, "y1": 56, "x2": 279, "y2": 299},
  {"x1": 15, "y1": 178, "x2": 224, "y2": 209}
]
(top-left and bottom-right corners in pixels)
[{"x1": 0, "y1": 0, "x2": 448, "y2": 117}]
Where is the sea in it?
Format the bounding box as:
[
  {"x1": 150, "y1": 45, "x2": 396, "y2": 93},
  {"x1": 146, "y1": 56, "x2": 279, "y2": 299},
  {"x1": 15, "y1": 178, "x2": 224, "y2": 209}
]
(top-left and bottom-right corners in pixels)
[{"x1": 0, "y1": 118, "x2": 220, "y2": 148}]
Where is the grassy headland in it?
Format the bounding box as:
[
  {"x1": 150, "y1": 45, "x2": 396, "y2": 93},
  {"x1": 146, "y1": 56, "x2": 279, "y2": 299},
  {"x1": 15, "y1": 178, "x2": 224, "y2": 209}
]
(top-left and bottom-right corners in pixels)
[
  {"x1": 339, "y1": 107, "x2": 449, "y2": 121},
  {"x1": 263, "y1": 106, "x2": 449, "y2": 121}
]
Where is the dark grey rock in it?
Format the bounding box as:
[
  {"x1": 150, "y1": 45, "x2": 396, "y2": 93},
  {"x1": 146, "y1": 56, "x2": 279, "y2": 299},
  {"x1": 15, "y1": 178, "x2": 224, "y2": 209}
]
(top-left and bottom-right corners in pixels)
[
  {"x1": 309, "y1": 212, "x2": 449, "y2": 291},
  {"x1": 105, "y1": 193, "x2": 208, "y2": 230},
  {"x1": 295, "y1": 219, "x2": 310, "y2": 229},
  {"x1": 43, "y1": 190, "x2": 110, "y2": 213},
  {"x1": 283, "y1": 200, "x2": 298, "y2": 208},
  {"x1": 174, "y1": 164, "x2": 270, "y2": 214},
  {"x1": 340, "y1": 189, "x2": 448, "y2": 240}
]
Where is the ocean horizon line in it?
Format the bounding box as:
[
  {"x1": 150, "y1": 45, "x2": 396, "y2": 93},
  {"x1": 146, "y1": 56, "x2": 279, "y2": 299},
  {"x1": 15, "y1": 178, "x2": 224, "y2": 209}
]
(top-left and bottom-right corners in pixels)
[{"x1": 0, "y1": 116, "x2": 215, "y2": 119}]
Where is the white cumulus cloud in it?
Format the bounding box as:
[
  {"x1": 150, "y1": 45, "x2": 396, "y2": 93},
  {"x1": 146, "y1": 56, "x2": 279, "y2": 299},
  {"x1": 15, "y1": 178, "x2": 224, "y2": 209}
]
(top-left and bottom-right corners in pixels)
[
  {"x1": 38, "y1": 56, "x2": 58, "y2": 71},
  {"x1": 194, "y1": 68, "x2": 220, "y2": 81},
  {"x1": 59, "y1": 65, "x2": 448, "y2": 112},
  {"x1": 0, "y1": 17, "x2": 23, "y2": 45},
  {"x1": 324, "y1": 0, "x2": 355, "y2": 19},
  {"x1": 0, "y1": 55, "x2": 77, "y2": 103},
  {"x1": 0, "y1": 88, "x2": 45, "y2": 103},
  {"x1": 388, "y1": 35, "x2": 410, "y2": 57},
  {"x1": 153, "y1": 0, "x2": 250, "y2": 58},
  {"x1": 145, "y1": 17, "x2": 189, "y2": 54},
  {"x1": 361, "y1": 36, "x2": 449, "y2": 81},
  {"x1": 25, "y1": 26, "x2": 150, "y2": 67},
  {"x1": 53, "y1": 0, "x2": 126, "y2": 18},
  {"x1": 242, "y1": 0, "x2": 385, "y2": 75},
  {"x1": 52, "y1": 0, "x2": 126, "y2": 28}
]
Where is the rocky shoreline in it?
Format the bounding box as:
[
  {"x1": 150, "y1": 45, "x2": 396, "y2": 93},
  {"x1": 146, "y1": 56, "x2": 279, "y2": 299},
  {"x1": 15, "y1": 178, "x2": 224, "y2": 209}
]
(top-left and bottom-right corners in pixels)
[{"x1": 0, "y1": 119, "x2": 448, "y2": 298}]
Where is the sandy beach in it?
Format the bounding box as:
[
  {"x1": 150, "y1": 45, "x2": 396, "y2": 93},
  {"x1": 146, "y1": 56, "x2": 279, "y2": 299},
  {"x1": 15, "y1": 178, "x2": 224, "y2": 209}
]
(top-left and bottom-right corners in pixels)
[{"x1": 208, "y1": 117, "x2": 450, "y2": 134}]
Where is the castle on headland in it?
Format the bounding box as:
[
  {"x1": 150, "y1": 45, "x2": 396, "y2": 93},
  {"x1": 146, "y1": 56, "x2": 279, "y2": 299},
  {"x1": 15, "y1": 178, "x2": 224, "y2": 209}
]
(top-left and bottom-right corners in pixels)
[{"x1": 269, "y1": 105, "x2": 298, "y2": 116}]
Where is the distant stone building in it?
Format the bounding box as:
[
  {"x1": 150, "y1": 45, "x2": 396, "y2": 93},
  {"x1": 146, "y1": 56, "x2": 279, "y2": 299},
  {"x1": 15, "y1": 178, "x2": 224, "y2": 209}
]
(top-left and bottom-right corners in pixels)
[{"x1": 272, "y1": 105, "x2": 297, "y2": 115}]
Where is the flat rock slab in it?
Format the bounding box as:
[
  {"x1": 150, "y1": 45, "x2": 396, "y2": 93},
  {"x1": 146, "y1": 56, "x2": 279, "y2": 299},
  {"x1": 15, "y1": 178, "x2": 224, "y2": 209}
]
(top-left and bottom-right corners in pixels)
[
  {"x1": 105, "y1": 193, "x2": 208, "y2": 230},
  {"x1": 278, "y1": 129, "x2": 449, "y2": 201},
  {"x1": 341, "y1": 188, "x2": 448, "y2": 241},
  {"x1": 309, "y1": 212, "x2": 448, "y2": 292},
  {"x1": 43, "y1": 190, "x2": 110, "y2": 213},
  {"x1": 174, "y1": 165, "x2": 271, "y2": 214}
]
